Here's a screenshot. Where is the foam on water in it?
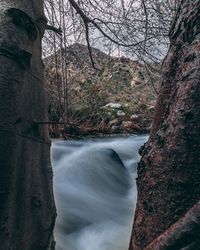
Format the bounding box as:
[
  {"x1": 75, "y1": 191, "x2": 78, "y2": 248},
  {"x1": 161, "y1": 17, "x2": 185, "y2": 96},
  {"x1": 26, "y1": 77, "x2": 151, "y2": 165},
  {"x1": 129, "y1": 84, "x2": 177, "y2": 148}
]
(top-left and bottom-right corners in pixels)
[{"x1": 51, "y1": 135, "x2": 148, "y2": 250}]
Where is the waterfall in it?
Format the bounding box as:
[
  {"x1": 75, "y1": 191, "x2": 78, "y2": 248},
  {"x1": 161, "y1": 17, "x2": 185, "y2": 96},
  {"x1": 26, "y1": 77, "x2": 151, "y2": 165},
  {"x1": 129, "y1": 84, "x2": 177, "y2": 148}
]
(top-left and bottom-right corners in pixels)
[{"x1": 51, "y1": 135, "x2": 148, "y2": 250}]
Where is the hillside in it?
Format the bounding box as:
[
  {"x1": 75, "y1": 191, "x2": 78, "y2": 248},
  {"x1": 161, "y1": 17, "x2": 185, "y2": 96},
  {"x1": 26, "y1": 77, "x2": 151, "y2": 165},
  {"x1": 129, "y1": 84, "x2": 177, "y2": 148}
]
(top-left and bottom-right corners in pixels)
[{"x1": 44, "y1": 43, "x2": 160, "y2": 138}]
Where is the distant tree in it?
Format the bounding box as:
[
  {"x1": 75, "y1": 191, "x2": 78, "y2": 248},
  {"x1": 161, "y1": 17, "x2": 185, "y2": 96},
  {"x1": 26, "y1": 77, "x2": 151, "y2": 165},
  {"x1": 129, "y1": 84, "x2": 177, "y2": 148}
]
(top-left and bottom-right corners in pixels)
[{"x1": 0, "y1": 1, "x2": 55, "y2": 249}]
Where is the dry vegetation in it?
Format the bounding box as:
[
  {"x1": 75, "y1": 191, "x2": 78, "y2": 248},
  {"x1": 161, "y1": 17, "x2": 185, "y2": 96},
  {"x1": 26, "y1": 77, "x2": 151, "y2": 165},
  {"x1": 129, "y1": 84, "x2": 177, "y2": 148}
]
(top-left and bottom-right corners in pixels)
[{"x1": 44, "y1": 43, "x2": 160, "y2": 138}]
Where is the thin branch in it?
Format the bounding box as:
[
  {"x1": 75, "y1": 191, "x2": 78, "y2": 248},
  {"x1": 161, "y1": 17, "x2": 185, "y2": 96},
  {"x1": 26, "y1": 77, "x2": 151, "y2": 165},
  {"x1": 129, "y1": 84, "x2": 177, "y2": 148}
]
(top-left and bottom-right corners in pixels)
[
  {"x1": 68, "y1": 0, "x2": 150, "y2": 48},
  {"x1": 46, "y1": 24, "x2": 63, "y2": 36},
  {"x1": 141, "y1": 0, "x2": 148, "y2": 53},
  {"x1": 84, "y1": 21, "x2": 100, "y2": 70}
]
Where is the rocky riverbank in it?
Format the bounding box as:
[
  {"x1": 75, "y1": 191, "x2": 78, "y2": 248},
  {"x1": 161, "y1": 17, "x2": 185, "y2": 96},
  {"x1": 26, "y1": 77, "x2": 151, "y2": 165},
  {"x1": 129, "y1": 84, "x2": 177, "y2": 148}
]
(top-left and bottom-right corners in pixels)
[
  {"x1": 49, "y1": 103, "x2": 154, "y2": 138},
  {"x1": 45, "y1": 43, "x2": 159, "y2": 138}
]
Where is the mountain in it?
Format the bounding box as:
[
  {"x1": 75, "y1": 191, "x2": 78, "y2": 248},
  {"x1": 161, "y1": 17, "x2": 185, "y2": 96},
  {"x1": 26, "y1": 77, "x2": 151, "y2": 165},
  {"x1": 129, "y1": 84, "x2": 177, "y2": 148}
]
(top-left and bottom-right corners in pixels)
[{"x1": 44, "y1": 43, "x2": 160, "y2": 137}]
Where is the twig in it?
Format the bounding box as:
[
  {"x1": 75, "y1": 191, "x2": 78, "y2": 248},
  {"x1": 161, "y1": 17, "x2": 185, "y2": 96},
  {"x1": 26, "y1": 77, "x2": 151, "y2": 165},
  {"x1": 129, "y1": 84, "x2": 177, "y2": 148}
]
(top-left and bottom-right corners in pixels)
[
  {"x1": 68, "y1": 0, "x2": 148, "y2": 48},
  {"x1": 84, "y1": 20, "x2": 100, "y2": 70}
]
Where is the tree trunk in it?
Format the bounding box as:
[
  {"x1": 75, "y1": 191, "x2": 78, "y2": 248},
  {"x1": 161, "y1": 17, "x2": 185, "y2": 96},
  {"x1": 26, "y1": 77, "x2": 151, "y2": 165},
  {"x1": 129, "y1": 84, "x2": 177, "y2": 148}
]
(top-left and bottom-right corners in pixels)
[
  {"x1": 130, "y1": 0, "x2": 200, "y2": 249},
  {"x1": 0, "y1": 1, "x2": 56, "y2": 249}
]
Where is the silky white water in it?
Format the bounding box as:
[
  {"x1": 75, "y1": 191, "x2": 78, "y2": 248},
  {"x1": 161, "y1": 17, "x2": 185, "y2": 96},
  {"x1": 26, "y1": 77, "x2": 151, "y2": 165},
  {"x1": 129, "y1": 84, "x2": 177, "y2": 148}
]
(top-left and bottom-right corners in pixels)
[{"x1": 51, "y1": 135, "x2": 148, "y2": 250}]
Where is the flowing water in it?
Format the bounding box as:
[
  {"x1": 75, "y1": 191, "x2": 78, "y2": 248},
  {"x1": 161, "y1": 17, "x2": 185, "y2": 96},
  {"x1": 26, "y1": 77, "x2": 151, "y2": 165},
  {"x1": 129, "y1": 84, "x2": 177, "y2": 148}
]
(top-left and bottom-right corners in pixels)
[{"x1": 51, "y1": 135, "x2": 148, "y2": 250}]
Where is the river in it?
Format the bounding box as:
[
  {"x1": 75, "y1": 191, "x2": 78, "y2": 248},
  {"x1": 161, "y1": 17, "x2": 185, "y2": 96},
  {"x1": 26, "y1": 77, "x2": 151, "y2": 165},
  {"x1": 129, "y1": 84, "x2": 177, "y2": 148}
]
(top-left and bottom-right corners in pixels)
[{"x1": 51, "y1": 135, "x2": 148, "y2": 250}]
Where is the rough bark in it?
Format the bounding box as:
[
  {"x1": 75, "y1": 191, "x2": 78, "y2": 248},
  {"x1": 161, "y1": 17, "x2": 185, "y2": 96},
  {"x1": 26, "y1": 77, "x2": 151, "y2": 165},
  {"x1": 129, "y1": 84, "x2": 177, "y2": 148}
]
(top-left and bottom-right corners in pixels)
[
  {"x1": 0, "y1": 1, "x2": 56, "y2": 249},
  {"x1": 144, "y1": 200, "x2": 200, "y2": 250},
  {"x1": 130, "y1": 0, "x2": 200, "y2": 249}
]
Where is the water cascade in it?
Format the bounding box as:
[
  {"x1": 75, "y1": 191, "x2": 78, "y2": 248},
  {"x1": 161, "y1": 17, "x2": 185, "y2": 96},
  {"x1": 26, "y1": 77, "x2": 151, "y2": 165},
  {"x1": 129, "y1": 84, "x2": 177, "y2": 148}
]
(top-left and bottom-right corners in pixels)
[{"x1": 51, "y1": 135, "x2": 148, "y2": 250}]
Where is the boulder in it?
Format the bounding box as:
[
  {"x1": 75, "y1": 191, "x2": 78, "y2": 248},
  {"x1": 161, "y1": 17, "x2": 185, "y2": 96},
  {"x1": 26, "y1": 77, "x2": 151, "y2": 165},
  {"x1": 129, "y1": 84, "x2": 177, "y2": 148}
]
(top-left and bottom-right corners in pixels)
[
  {"x1": 109, "y1": 119, "x2": 121, "y2": 127},
  {"x1": 104, "y1": 103, "x2": 122, "y2": 109},
  {"x1": 130, "y1": 114, "x2": 139, "y2": 121},
  {"x1": 117, "y1": 110, "x2": 125, "y2": 116},
  {"x1": 122, "y1": 121, "x2": 134, "y2": 129},
  {"x1": 111, "y1": 125, "x2": 121, "y2": 132}
]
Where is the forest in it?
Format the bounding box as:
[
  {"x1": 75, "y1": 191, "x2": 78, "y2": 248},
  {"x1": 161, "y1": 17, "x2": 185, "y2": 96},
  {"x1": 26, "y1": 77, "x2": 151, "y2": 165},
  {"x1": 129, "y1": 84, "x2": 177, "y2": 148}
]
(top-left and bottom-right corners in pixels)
[{"x1": 0, "y1": 0, "x2": 199, "y2": 250}]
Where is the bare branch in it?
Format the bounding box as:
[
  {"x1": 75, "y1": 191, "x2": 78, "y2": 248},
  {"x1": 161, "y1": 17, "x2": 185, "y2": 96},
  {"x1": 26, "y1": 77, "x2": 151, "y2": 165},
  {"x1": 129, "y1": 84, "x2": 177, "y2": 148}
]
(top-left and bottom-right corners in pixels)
[{"x1": 46, "y1": 24, "x2": 62, "y2": 35}]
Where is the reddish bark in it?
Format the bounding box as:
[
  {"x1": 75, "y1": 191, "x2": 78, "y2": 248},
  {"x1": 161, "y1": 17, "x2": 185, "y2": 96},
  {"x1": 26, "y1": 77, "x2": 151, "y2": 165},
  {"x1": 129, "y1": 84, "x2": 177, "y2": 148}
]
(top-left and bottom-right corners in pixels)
[
  {"x1": 144, "y1": 200, "x2": 200, "y2": 250},
  {"x1": 130, "y1": 0, "x2": 200, "y2": 249}
]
